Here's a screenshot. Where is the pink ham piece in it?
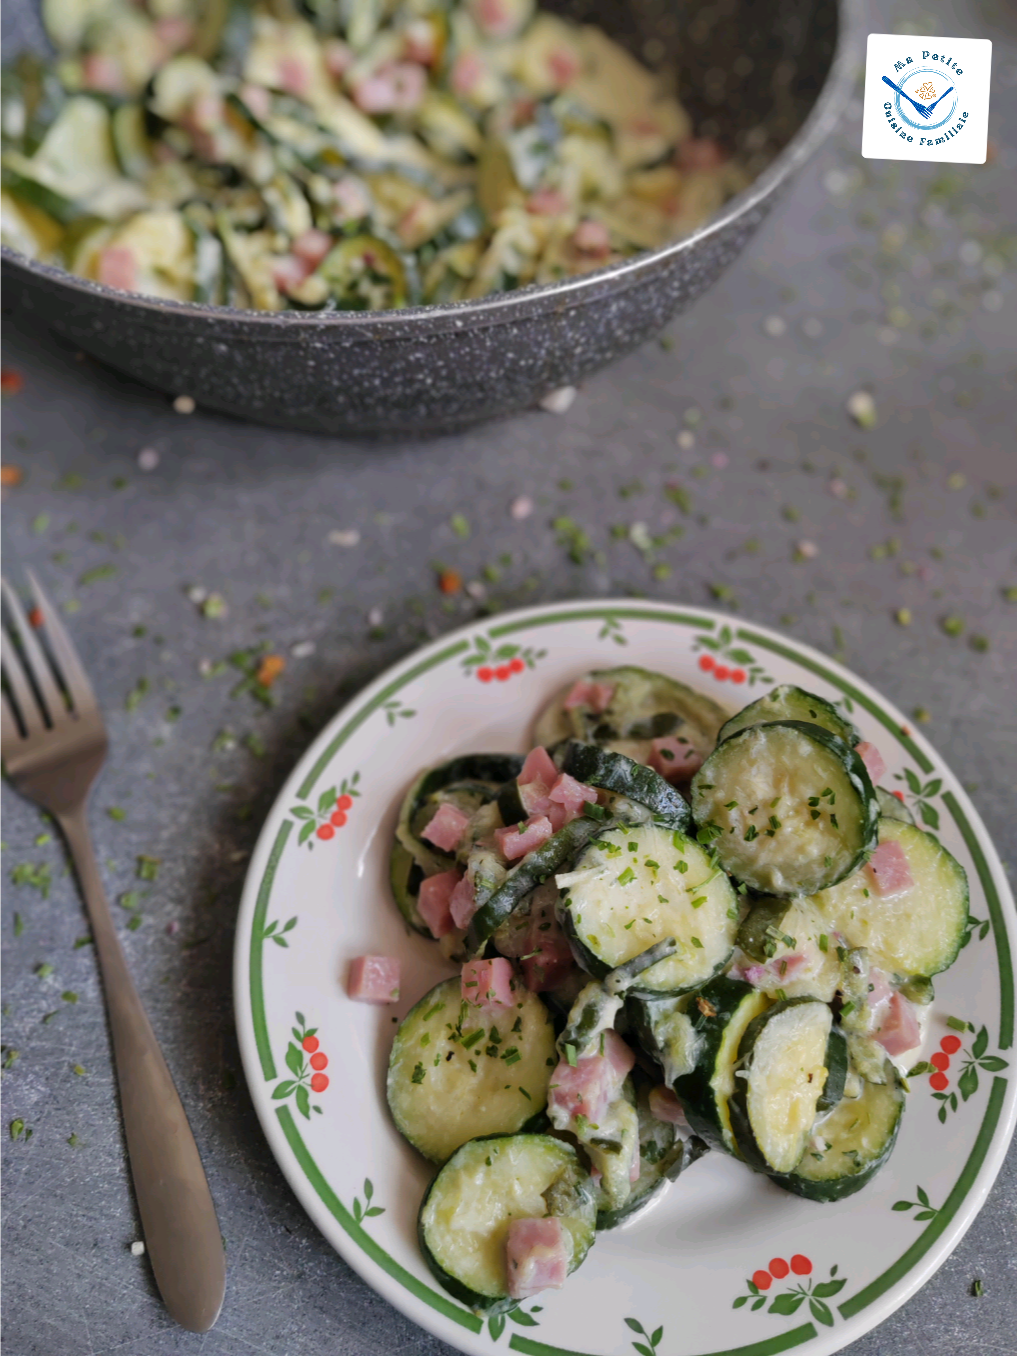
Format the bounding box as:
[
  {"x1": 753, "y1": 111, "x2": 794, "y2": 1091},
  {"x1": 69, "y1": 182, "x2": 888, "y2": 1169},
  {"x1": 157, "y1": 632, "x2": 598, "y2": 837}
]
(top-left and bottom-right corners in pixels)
[
  {"x1": 519, "y1": 745, "x2": 558, "y2": 789},
  {"x1": 495, "y1": 815, "x2": 554, "y2": 861},
  {"x1": 865, "y1": 966, "x2": 894, "y2": 1012},
  {"x1": 649, "y1": 736, "x2": 702, "y2": 782},
  {"x1": 271, "y1": 254, "x2": 311, "y2": 294},
  {"x1": 648, "y1": 1085, "x2": 688, "y2": 1127},
  {"x1": 404, "y1": 19, "x2": 440, "y2": 65},
  {"x1": 417, "y1": 869, "x2": 461, "y2": 939},
  {"x1": 450, "y1": 50, "x2": 488, "y2": 98},
  {"x1": 449, "y1": 873, "x2": 477, "y2": 929},
  {"x1": 743, "y1": 954, "x2": 810, "y2": 989},
  {"x1": 348, "y1": 955, "x2": 400, "y2": 1004},
  {"x1": 82, "y1": 53, "x2": 125, "y2": 94},
  {"x1": 629, "y1": 1139, "x2": 641, "y2": 1183},
  {"x1": 332, "y1": 175, "x2": 371, "y2": 222},
  {"x1": 323, "y1": 38, "x2": 353, "y2": 79},
  {"x1": 469, "y1": 0, "x2": 528, "y2": 40},
  {"x1": 563, "y1": 680, "x2": 614, "y2": 714},
  {"x1": 526, "y1": 187, "x2": 570, "y2": 216},
  {"x1": 548, "y1": 1030, "x2": 635, "y2": 1126},
  {"x1": 277, "y1": 55, "x2": 312, "y2": 98},
  {"x1": 293, "y1": 229, "x2": 333, "y2": 269},
  {"x1": 677, "y1": 137, "x2": 726, "y2": 170},
  {"x1": 239, "y1": 82, "x2": 272, "y2": 119},
  {"x1": 505, "y1": 1217, "x2": 570, "y2": 1300},
  {"x1": 874, "y1": 991, "x2": 921, "y2": 1057},
  {"x1": 154, "y1": 17, "x2": 194, "y2": 54},
  {"x1": 866, "y1": 841, "x2": 914, "y2": 897},
  {"x1": 856, "y1": 741, "x2": 887, "y2": 784},
  {"x1": 352, "y1": 62, "x2": 427, "y2": 114},
  {"x1": 547, "y1": 46, "x2": 583, "y2": 87},
  {"x1": 97, "y1": 247, "x2": 137, "y2": 293},
  {"x1": 421, "y1": 802, "x2": 471, "y2": 853},
  {"x1": 547, "y1": 773, "x2": 597, "y2": 828},
  {"x1": 461, "y1": 957, "x2": 516, "y2": 1012}
]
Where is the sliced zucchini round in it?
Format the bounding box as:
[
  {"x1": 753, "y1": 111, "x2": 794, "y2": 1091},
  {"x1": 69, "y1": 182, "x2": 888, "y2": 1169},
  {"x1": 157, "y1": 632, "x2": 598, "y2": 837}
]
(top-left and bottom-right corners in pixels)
[
  {"x1": 670, "y1": 977, "x2": 770, "y2": 1152},
  {"x1": 774, "y1": 1063, "x2": 904, "y2": 1202},
  {"x1": 690, "y1": 721, "x2": 878, "y2": 895},
  {"x1": 596, "y1": 1073, "x2": 709, "y2": 1229},
  {"x1": 418, "y1": 1134, "x2": 597, "y2": 1315},
  {"x1": 876, "y1": 786, "x2": 916, "y2": 825},
  {"x1": 533, "y1": 665, "x2": 729, "y2": 768},
  {"x1": 558, "y1": 741, "x2": 691, "y2": 831},
  {"x1": 736, "y1": 894, "x2": 843, "y2": 1002},
  {"x1": 556, "y1": 823, "x2": 738, "y2": 996},
  {"x1": 812, "y1": 817, "x2": 969, "y2": 977},
  {"x1": 729, "y1": 998, "x2": 833, "y2": 1175},
  {"x1": 718, "y1": 684, "x2": 859, "y2": 746},
  {"x1": 627, "y1": 993, "x2": 702, "y2": 1085},
  {"x1": 387, "y1": 977, "x2": 555, "y2": 1163},
  {"x1": 817, "y1": 1026, "x2": 848, "y2": 1113}
]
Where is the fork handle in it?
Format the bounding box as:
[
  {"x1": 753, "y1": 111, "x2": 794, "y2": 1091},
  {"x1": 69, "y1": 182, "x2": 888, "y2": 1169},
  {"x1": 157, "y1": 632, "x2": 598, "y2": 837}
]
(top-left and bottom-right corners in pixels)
[{"x1": 59, "y1": 808, "x2": 226, "y2": 1333}]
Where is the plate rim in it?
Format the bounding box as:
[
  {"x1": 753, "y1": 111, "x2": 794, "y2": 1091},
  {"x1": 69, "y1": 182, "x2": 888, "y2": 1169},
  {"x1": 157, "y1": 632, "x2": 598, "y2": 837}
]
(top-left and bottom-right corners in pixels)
[{"x1": 233, "y1": 598, "x2": 1016, "y2": 1356}]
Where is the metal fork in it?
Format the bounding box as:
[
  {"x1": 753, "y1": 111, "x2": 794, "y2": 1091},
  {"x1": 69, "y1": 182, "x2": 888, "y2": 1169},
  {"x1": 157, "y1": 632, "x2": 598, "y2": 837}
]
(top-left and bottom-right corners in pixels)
[{"x1": 1, "y1": 571, "x2": 225, "y2": 1333}]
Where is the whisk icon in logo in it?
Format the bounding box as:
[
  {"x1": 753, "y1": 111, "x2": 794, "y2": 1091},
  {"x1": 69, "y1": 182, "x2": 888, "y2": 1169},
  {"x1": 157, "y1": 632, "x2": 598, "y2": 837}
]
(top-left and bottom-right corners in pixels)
[{"x1": 862, "y1": 34, "x2": 992, "y2": 164}]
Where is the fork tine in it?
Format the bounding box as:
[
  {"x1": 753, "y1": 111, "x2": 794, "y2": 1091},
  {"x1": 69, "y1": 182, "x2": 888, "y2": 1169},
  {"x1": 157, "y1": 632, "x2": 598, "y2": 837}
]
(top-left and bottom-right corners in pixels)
[
  {"x1": 1, "y1": 576, "x2": 70, "y2": 726},
  {"x1": 25, "y1": 568, "x2": 98, "y2": 718},
  {"x1": 1, "y1": 625, "x2": 47, "y2": 737},
  {"x1": 1, "y1": 688, "x2": 25, "y2": 750}
]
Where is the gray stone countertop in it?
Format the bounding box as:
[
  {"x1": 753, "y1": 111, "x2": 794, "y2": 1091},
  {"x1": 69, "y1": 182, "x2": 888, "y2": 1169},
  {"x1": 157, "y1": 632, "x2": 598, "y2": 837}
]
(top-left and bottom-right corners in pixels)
[{"x1": 1, "y1": 2, "x2": 1015, "y2": 1353}]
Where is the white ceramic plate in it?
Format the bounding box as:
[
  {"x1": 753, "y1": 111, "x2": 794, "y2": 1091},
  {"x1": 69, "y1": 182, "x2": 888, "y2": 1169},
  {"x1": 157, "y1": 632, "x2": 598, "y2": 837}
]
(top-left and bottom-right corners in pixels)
[{"x1": 234, "y1": 601, "x2": 1016, "y2": 1356}]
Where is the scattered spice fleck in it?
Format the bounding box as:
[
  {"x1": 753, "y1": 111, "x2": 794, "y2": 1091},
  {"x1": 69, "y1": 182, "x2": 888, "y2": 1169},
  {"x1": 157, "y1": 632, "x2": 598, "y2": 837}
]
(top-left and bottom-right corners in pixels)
[
  {"x1": 946, "y1": 472, "x2": 967, "y2": 491},
  {"x1": 290, "y1": 639, "x2": 315, "y2": 658},
  {"x1": 11, "y1": 863, "x2": 52, "y2": 898},
  {"x1": 710, "y1": 451, "x2": 729, "y2": 470},
  {"x1": 709, "y1": 583, "x2": 735, "y2": 603},
  {"x1": 137, "y1": 447, "x2": 160, "y2": 472},
  {"x1": 438, "y1": 569, "x2": 462, "y2": 595},
  {"x1": 79, "y1": 564, "x2": 117, "y2": 586},
  {"x1": 1, "y1": 369, "x2": 25, "y2": 396},
  {"x1": 131, "y1": 1241, "x2": 146, "y2": 1257},
  {"x1": 172, "y1": 395, "x2": 195, "y2": 415},
  {"x1": 795, "y1": 540, "x2": 819, "y2": 561},
  {"x1": 846, "y1": 390, "x2": 877, "y2": 429},
  {"x1": 969, "y1": 634, "x2": 989, "y2": 654},
  {"x1": 510, "y1": 495, "x2": 533, "y2": 520},
  {"x1": 107, "y1": 807, "x2": 127, "y2": 822},
  {"x1": 913, "y1": 706, "x2": 931, "y2": 724},
  {"x1": 1, "y1": 465, "x2": 23, "y2": 487},
  {"x1": 676, "y1": 430, "x2": 695, "y2": 450},
  {"x1": 328, "y1": 529, "x2": 360, "y2": 548},
  {"x1": 255, "y1": 654, "x2": 285, "y2": 688},
  {"x1": 971, "y1": 1279, "x2": 984, "y2": 1298},
  {"x1": 941, "y1": 615, "x2": 965, "y2": 638},
  {"x1": 136, "y1": 855, "x2": 161, "y2": 882},
  {"x1": 450, "y1": 513, "x2": 471, "y2": 540},
  {"x1": 201, "y1": 593, "x2": 228, "y2": 620},
  {"x1": 763, "y1": 315, "x2": 787, "y2": 336},
  {"x1": 895, "y1": 608, "x2": 913, "y2": 626},
  {"x1": 539, "y1": 385, "x2": 577, "y2": 414}
]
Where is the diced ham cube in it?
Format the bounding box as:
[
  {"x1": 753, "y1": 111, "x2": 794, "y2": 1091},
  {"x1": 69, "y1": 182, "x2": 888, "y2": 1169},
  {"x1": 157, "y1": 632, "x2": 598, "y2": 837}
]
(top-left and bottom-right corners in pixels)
[
  {"x1": 239, "y1": 83, "x2": 272, "y2": 119},
  {"x1": 521, "y1": 916, "x2": 575, "y2": 992},
  {"x1": 677, "y1": 137, "x2": 727, "y2": 171},
  {"x1": 649, "y1": 736, "x2": 701, "y2": 782},
  {"x1": 352, "y1": 62, "x2": 426, "y2": 114},
  {"x1": 461, "y1": 957, "x2": 516, "y2": 1012},
  {"x1": 546, "y1": 772, "x2": 597, "y2": 827},
  {"x1": 421, "y1": 802, "x2": 471, "y2": 853},
  {"x1": 154, "y1": 17, "x2": 194, "y2": 55},
  {"x1": 293, "y1": 229, "x2": 333, "y2": 269},
  {"x1": 547, "y1": 46, "x2": 583, "y2": 87},
  {"x1": 865, "y1": 966, "x2": 894, "y2": 1012},
  {"x1": 743, "y1": 954, "x2": 809, "y2": 989},
  {"x1": 629, "y1": 1138, "x2": 641, "y2": 1183},
  {"x1": 520, "y1": 745, "x2": 559, "y2": 788},
  {"x1": 418, "y1": 869, "x2": 461, "y2": 939},
  {"x1": 450, "y1": 50, "x2": 487, "y2": 98},
  {"x1": 866, "y1": 841, "x2": 914, "y2": 897},
  {"x1": 277, "y1": 55, "x2": 311, "y2": 98},
  {"x1": 404, "y1": 19, "x2": 440, "y2": 65},
  {"x1": 495, "y1": 814, "x2": 553, "y2": 861},
  {"x1": 505, "y1": 1217, "x2": 570, "y2": 1300},
  {"x1": 187, "y1": 92, "x2": 225, "y2": 135},
  {"x1": 449, "y1": 873, "x2": 477, "y2": 929},
  {"x1": 856, "y1": 741, "x2": 887, "y2": 784},
  {"x1": 348, "y1": 955, "x2": 400, "y2": 1004},
  {"x1": 562, "y1": 680, "x2": 614, "y2": 714},
  {"x1": 271, "y1": 254, "x2": 311, "y2": 294},
  {"x1": 874, "y1": 991, "x2": 921, "y2": 1057},
  {"x1": 469, "y1": 0, "x2": 528, "y2": 40},
  {"x1": 548, "y1": 1030, "x2": 635, "y2": 1126},
  {"x1": 648, "y1": 1085, "x2": 688, "y2": 1127},
  {"x1": 323, "y1": 38, "x2": 353, "y2": 79},
  {"x1": 526, "y1": 187, "x2": 570, "y2": 216},
  {"x1": 97, "y1": 247, "x2": 137, "y2": 293},
  {"x1": 571, "y1": 220, "x2": 611, "y2": 259},
  {"x1": 82, "y1": 53, "x2": 125, "y2": 94},
  {"x1": 332, "y1": 175, "x2": 371, "y2": 222}
]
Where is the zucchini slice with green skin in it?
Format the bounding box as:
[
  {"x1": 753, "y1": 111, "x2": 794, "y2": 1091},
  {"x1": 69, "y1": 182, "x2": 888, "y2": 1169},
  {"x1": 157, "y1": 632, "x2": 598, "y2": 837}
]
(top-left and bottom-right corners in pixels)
[
  {"x1": 729, "y1": 998, "x2": 833, "y2": 1175},
  {"x1": 817, "y1": 1026, "x2": 848, "y2": 1113},
  {"x1": 628, "y1": 993, "x2": 700, "y2": 1085},
  {"x1": 596, "y1": 1073, "x2": 710, "y2": 1229},
  {"x1": 556, "y1": 823, "x2": 738, "y2": 996},
  {"x1": 718, "y1": 684, "x2": 859, "y2": 747},
  {"x1": 690, "y1": 721, "x2": 878, "y2": 895},
  {"x1": 736, "y1": 895, "x2": 843, "y2": 1002},
  {"x1": 418, "y1": 1134, "x2": 597, "y2": 1315},
  {"x1": 876, "y1": 786, "x2": 916, "y2": 825},
  {"x1": 812, "y1": 817, "x2": 969, "y2": 978},
  {"x1": 774, "y1": 1063, "x2": 904, "y2": 1202},
  {"x1": 533, "y1": 665, "x2": 729, "y2": 768},
  {"x1": 465, "y1": 815, "x2": 605, "y2": 956},
  {"x1": 387, "y1": 977, "x2": 555, "y2": 1163},
  {"x1": 669, "y1": 977, "x2": 770, "y2": 1152},
  {"x1": 558, "y1": 741, "x2": 691, "y2": 831}
]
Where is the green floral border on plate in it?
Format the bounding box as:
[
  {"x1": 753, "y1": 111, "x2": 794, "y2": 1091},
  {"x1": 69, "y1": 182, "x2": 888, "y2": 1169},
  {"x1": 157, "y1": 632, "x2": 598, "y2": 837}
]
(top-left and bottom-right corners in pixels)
[{"x1": 243, "y1": 605, "x2": 1014, "y2": 1356}]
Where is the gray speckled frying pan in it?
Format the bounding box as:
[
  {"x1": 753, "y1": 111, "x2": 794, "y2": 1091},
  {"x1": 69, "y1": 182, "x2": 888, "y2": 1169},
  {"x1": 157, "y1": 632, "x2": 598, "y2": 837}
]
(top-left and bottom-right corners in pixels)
[{"x1": 1, "y1": 0, "x2": 858, "y2": 435}]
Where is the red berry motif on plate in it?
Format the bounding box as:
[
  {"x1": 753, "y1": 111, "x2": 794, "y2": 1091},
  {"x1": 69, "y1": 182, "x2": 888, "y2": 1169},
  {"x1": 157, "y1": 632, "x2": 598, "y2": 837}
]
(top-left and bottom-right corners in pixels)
[
  {"x1": 909, "y1": 1024, "x2": 1009, "y2": 1120},
  {"x1": 272, "y1": 1012, "x2": 330, "y2": 1119},
  {"x1": 291, "y1": 775, "x2": 361, "y2": 848},
  {"x1": 461, "y1": 635, "x2": 546, "y2": 681},
  {"x1": 693, "y1": 626, "x2": 773, "y2": 687},
  {"x1": 734, "y1": 1259, "x2": 845, "y2": 1328}
]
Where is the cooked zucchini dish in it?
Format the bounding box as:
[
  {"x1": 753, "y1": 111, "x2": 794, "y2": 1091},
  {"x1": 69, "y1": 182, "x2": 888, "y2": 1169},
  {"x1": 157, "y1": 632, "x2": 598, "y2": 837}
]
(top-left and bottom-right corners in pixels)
[
  {"x1": 366, "y1": 669, "x2": 968, "y2": 1312},
  {"x1": 2, "y1": 1, "x2": 750, "y2": 310}
]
